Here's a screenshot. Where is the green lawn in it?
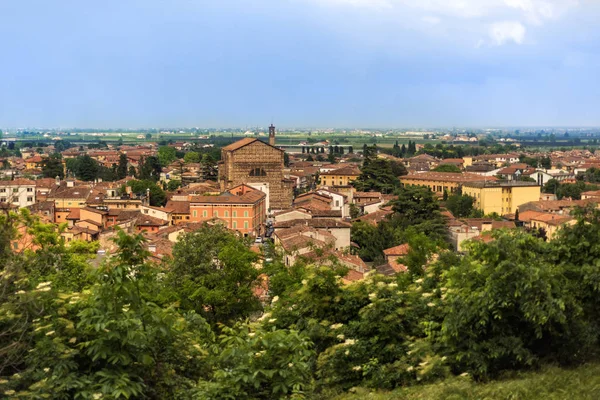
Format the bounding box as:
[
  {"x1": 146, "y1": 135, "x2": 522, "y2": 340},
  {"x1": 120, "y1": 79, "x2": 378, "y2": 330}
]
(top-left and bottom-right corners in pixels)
[{"x1": 333, "y1": 363, "x2": 600, "y2": 400}]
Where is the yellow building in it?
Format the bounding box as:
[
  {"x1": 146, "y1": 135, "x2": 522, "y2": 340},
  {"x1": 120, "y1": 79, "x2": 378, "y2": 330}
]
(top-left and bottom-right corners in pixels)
[
  {"x1": 400, "y1": 172, "x2": 495, "y2": 196},
  {"x1": 320, "y1": 166, "x2": 360, "y2": 187},
  {"x1": 463, "y1": 181, "x2": 541, "y2": 215}
]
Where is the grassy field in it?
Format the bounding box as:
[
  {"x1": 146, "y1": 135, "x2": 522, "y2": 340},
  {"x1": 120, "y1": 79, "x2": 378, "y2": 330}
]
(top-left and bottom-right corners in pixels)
[{"x1": 332, "y1": 363, "x2": 600, "y2": 400}]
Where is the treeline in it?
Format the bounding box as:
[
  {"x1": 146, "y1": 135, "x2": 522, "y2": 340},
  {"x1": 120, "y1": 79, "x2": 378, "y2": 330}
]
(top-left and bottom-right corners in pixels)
[{"x1": 3, "y1": 199, "x2": 600, "y2": 398}]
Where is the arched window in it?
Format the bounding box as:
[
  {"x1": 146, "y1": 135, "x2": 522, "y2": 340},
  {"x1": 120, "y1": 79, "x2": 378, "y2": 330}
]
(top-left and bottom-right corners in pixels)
[{"x1": 249, "y1": 168, "x2": 267, "y2": 177}]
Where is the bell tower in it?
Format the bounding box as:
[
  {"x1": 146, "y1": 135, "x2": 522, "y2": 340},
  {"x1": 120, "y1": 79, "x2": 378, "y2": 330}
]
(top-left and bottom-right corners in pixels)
[{"x1": 269, "y1": 124, "x2": 276, "y2": 146}]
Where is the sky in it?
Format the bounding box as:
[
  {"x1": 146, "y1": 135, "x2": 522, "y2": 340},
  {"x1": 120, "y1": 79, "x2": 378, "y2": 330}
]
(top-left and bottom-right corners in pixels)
[{"x1": 1, "y1": 0, "x2": 600, "y2": 129}]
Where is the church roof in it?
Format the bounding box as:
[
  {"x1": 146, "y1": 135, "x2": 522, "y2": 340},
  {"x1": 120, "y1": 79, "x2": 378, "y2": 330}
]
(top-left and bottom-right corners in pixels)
[{"x1": 222, "y1": 137, "x2": 283, "y2": 152}]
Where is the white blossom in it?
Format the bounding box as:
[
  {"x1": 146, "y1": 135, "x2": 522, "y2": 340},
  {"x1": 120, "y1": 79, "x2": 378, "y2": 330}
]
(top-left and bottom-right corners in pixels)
[
  {"x1": 330, "y1": 323, "x2": 344, "y2": 330},
  {"x1": 337, "y1": 334, "x2": 345, "y2": 340},
  {"x1": 45, "y1": 331, "x2": 55, "y2": 336},
  {"x1": 406, "y1": 366, "x2": 414, "y2": 372},
  {"x1": 352, "y1": 366, "x2": 362, "y2": 371},
  {"x1": 427, "y1": 302, "x2": 435, "y2": 307},
  {"x1": 271, "y1": 295, "x2": 279, "y2": 303},
  {"x1": 248, "y1": 332, "x2": 256, "y2": 337}
]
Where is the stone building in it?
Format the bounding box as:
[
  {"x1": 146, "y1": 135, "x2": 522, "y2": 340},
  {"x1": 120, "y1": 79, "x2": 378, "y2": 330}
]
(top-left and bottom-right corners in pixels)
[{"x1": 219, "y1": 132, "x2": 293, "y2": 211}]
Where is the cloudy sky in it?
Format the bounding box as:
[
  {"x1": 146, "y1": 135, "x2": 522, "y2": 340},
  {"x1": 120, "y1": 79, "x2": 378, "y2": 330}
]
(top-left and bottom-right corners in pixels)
[{"x1": 1, "y1": 0, "x2": 599, "y2": 128}]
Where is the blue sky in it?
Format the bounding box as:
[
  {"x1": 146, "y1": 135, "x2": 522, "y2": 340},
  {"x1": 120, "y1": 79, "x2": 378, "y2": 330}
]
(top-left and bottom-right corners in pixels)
[{"x1": 1, "y1": 0, "x2": 599, "y2": 129}]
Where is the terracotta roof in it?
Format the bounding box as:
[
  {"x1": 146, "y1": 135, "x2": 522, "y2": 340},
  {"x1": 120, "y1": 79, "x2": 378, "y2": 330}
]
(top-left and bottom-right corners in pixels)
[
  {"x1": 321, "y1": 166, "x2": 361, "y2": 176},
  {"x1": 274, "y1": 218, "x2": 351, "y2": 229},
  {"x1": 222, "y1": 138, "x2": 282, "y2": 152},
  {"x1": 136, "y1": 215, "x2": 169, "y2": 226},
  {"x1": 401, "y1": 172, "x2": 496, "y2": 183},
  {"x1": 66, "y1": 209, "x2": 81, "y2": 220},
  {"x1": 383, "y1": 243, "x2": 410, "y2": 256},
  {"x1": 165, "y1": 200, "x2": 190, "y2": 214},
  {"x1": 0, "y1": 178, "x2": 36, "y2": 186},
  {"x1": 352, "y1": 209, "x2": 393, "y2": 225},
  {"x1": 77, "y1": 219, "x2": 103, "y2": 227}
]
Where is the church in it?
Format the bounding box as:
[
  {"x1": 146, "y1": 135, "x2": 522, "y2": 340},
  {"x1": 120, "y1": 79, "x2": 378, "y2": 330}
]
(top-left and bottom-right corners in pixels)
[{"x1": 218, "y1": 125, "x2": 293, "y2": 211}]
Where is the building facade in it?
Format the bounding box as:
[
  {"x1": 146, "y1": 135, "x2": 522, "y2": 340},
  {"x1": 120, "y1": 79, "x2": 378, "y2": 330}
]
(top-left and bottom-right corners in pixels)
[
  {"x1": 218, "y1": 135, "x2": 293, "y2": 210},
  {"x1": 189, "y1": 184, "x2": 267, "y2": 236},
  {"x1": 0, "y1": 179, "x2": 36, "y2": 208},
  {"x1": 462, "y1": 181, "x2": 541, "y2": 215}
]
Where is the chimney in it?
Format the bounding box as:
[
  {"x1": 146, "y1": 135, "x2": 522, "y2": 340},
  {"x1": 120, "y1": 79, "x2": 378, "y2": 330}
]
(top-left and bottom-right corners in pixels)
[
  {"x1": 146, "y1": 188, "x2": 150, "y2": 205},
  {"x1": 55, "y1": 176, "x2": 60, "y2": 186},
  {"x1": 269, "y1": 124, "x2": 276, "y2": 146}
]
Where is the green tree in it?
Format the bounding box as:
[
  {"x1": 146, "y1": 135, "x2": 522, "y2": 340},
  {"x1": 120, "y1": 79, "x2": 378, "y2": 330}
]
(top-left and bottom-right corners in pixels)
[
  {"x1": 433, "y1": 164, "x2": 461, "y2": 173},
  {"x1": 184, "y1": 151, "x2": 200, "y2": 163},
  {"x1": 128, "y1": 179, "x2": 167, "y2": 206},
  {"x1": 354, "y1": 158, "x2": 399, "y2": 193},
  {"x1": 167, "y1": 179, "x2": 182, "y2": 191},
  {"x1": 158, "y1": 146, "x2": 177, "y2": 167},
  {"x1": 116, "y1": 153, "x2": 128, "y2": 179},
  {"x1": 445, "y1": 193, "x2": 476, "y2": 218},
  {"x1": 41, "y1": 153, "x2": 65, "y2": 179},
  {"x1": 75, "y1": 155, "x2": 100, "y2": 181},
  {"x1": 145, "y1": 133, "x2": 152, "y2": 140},
  {"x1": 165, "y1": 225, "x2": 262, "y2": 326}
]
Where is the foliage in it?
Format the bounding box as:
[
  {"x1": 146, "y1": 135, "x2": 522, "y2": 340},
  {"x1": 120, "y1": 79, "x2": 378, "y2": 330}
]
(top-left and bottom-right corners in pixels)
[
  {"x1": 116, "y1": 153, "x2": 128, "y2": 180},
  {"x1": 433, "y1": 164, "x2": 461, "y2": 173},
  {"x1": 334, "y1": 362, "x2": 600, "y2": 400},
  {"x1": 165, "y1": 224, "x2": 262, "y2": 326},
  {"x1": 167, "y1": 179, "x2": 182, "y2": 191},
  {"x1": 184, "y1": 151, "x2": 200, "y2": 163},
  {"x1": 353, "y1": 148, "x2": 400, "y2": 193},
  {"x1": 128, "y1": 179, "x2": 167, "y2": 206},
  {"x1": 137, "y1": 156, "x2": 162, "y2": 181},
  {"x1": 197, "y1": 324, "x2": 314, "y2": 399},
  {"x1": 439, "y1": 230, "x2": 575, "y2": 379},
  {"x1": 66, "y1": 155, "x2": 99, "y2": 181},
  {"x1": 158, "y1": 146, "x2": 177, "y2": 166},
  {"x1": 41, "y1": 153, "x2": 65, "y2": 179},
  {"x1": 445, "y1": 193, "x2": 477, "y2": 218}
]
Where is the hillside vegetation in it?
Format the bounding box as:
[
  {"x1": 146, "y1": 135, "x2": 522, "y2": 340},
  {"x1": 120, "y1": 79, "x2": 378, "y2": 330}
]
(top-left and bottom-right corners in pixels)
[{"x1": 335, "y1": 363, "x2": 600, "y2": 400}]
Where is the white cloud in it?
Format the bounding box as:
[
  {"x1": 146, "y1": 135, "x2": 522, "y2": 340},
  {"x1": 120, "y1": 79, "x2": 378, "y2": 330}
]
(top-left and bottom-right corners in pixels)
[
  {"x1": 489, "y1": 21, "x2": 526, "y2": 45},
  {"x1": 308, "y1": 0, "x2": 579, "y2": 47},
  {"x1": 421, "y1": 16, "x2": 441, "y2": 25}
]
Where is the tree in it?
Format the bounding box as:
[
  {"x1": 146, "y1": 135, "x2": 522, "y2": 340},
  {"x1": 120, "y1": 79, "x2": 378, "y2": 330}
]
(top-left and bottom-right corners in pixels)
[
  {"x1": 445, "y1": 193, "x2": 476, "y2": 218},
  {"x1": 327, "y1": 152, "x2": 336, "y2": 164},
  {"x1": 390, "y1": 160, "x2": 408, "y2": 177},
  {"x1": 165, "y1": 225, "x2": 262, "y2": 325},
  {"x1": 137, "y1": 156, "x2": 162, "y2": 181},
  {"x1": 433, "y1": 164, "x2": 461, "y2": 173},
  {"x1": 128, "y1": 179, "x2": 167, "y2": 206},
  {"x1": 75, "y1": 155, "x2": 99, "y2": 181},
  {"x1": 145, "y1": 133, "x2": 152, "y2": 140},
  {"x1": 543, "y1": 178, "x2": 560, "y2": 194},
  {"x1": 167, "y1": 179, "x2": 182, "y2": 191},
  {"x1": 117, "y1": 153, "x2": 128, "y2": 179},
  {"x1": 184, "y1": 151, "x2": 200, "y2": 164},
  {"x1": 41, "y1": 153, "x2": 65, "y2": 179},
  {"x1": 158, "y1": 146, "x2": 177, "y2": 167},
  {"x1": 284, "y1": 152, "x2": 290, "y2": 167},
  {"x1": 540, "y1": 156, "x2": 552, "y2": 169}
]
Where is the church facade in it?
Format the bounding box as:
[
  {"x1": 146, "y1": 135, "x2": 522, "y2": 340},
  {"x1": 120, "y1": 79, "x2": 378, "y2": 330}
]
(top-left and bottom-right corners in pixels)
[{"x1": 218, "y1": 129, "x2": 293, "y2": 211}]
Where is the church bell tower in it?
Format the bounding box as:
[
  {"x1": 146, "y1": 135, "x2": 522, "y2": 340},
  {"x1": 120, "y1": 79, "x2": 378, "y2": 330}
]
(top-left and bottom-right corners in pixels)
[{"x1": 269, "y1": 124, "x2": 276, "y2": 146}]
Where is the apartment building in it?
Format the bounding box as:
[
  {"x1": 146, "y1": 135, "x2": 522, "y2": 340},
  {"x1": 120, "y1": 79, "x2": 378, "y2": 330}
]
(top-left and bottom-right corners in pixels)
[
  {"x1": 462, "y1": 181, "x2": 541, "y2": 215},
  {"x1": 0, "y1": 179, "x2": 36, "y2": 208}
]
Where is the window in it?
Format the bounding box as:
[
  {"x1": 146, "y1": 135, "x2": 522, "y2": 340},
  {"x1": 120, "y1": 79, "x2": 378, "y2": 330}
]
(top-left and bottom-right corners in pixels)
[
  {"x1": 336, "y1": 200, "x2": 339, "y2": 207},
  {"x1": 203, "y1": 210, "x2": 208, "y2": 218},
  {"x1": 224, "y1": 211, "x2": 229, "y2": 217},
  {"x1": 213, "y1": 211, "x2": 218, "y2": 217},
  {"x1": 0, "y1": 188, "x2": 5, "y2": 193},
  {"x1": 27, "y1": 197, "x2": 33, "y2": 202},
  {"x1": 13, "y1": 188, "x2": 18, "y2": 193},
  {"x1": 27, "y1": 188, "x2": 33, "y2": 192},
  {"x1": 67, "y1": 202, "x2": 72, "y2": 206},
  {"x1": 249, "y1": 168, "x2": 267, "y2": 177},
  {"x1": 244, "y1": 221, "x2": 248, "y2": 229},
  {"x1": 233, "y1": 221, "x2": 237, "y2": 229},
  {"x1": 193, "y1": 210, "x2": 197, "y2": 217},
  {"x1": 244, "y1": 211, "x2": 248, "y2": 218},
  {"x1": 233, "y1": 211, "x2": 237, "y2": 218}
]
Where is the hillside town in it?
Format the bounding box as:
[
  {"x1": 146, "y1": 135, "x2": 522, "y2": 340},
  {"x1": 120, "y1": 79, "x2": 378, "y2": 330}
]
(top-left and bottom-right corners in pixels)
[{"x1": 3, "y1": 126, "x2": 600, "y2": 285}]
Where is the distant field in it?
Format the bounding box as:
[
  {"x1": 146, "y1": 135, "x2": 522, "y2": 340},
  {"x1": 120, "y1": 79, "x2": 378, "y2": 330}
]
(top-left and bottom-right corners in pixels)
[{"x1": 331, "y1": 363, "x2": 600, "y2": 400}]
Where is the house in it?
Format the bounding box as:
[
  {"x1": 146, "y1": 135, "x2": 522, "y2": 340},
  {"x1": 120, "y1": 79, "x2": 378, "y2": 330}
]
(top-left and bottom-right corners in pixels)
[
  {"x1": 273, "y1": 218, "x2": 351, "y2": 250},
  {"x1": 377, "y1": 244, "x2": 411, "y2": 275},
  {"x1": 319, "y1": 166, "x2": 360, "y2": 187},
  {"x1": 400, "y1": 172, "x2": 496, "y2": 197},
  {"x1": 462, "y1": 181, "x2": 541, "y2": 215},
  {"x1": 189, "y1": 184, "x2": 267, "y2": 236},
  {"x1": 0, "y1": 179, "x2": 36, "y2": 208}
]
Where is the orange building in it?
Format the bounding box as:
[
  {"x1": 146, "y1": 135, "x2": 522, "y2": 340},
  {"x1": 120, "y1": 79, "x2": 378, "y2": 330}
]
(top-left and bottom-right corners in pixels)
[{"x1": 189, "y1": 184, "x2": 267, "y2": 236}]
